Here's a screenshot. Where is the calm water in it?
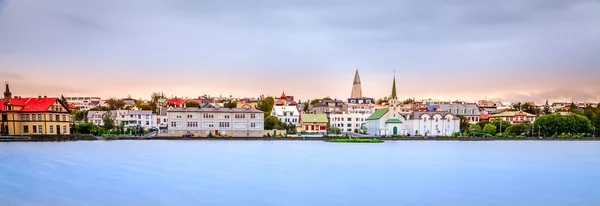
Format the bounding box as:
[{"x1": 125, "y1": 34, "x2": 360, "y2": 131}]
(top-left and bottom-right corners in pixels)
[{"x1": 1, "y1": 140, "x2": 599, "y2": 206}]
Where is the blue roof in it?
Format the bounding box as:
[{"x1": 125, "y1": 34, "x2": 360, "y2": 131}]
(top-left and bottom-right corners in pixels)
[{"x1": 427, "y1": 105, "x2": 438, "y2": 111}]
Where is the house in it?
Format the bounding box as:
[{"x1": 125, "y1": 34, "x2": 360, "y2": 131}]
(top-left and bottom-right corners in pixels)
[
  {"x1": 271, "y1": 104, "x2": 300, "y2": 125},
  {"x1": 438, "y1": 104, "x2": 481, "y2": 123},
  {"x1": 490, "y1": 111, "x2": 536, "y2": 124},
  {"x1": 168, "y1": 98, "x2": 187, "y2": 108},
  {"x1": 298, "y1": 114, "x2": 328, "y2": 133},
  {"x1": 365, "y1": 108, "x2": 459, "y2": 136},
  {"x1": 364, "y1": 74, "x2": 460, "y2": 136},
  {"x1": 0, "y1": 83, "x2": 71, "y2": 135},
  {"x1": 87, "y1": 111, "x2": 110, "y2": 126},
  {"x1": 165, "y1": 107, "x2": 264, "y2": 137},
  {"x1": 64, "y1": 96, "x2": 101, "y2": 111},
  {"x1": 309, "y1": 100, "x2": 347, "y2": 115}
]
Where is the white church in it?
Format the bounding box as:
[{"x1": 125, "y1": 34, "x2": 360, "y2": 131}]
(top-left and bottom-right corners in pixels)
[{"x1": 365, "y1": 76, "x2": 461, "y2": 136}]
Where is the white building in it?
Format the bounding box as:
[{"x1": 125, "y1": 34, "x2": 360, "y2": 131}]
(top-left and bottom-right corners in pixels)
[
  {"x1": 365, "y1": 74, "x2": 460, "y2": 136},
  {"x1": 330, "y1": 112, "x2": 370, "y2": 133},
  {"x1": 87, "y1": 111, "x2": 110, "y2": 126},
  {"x1": 366, "y1": 108, "x2": 460, "y2": 136},
  {"x1": 437, "y1": 104, "x2": 481, "y2": 124},
  {"x1": 271, "y1": 105, "x2": 300, "y2": 125},
  {"x1": 65, "y1": 96, "x2": 101, "y2": 110},
  {"x1": 88, "y1": 110, "x2": 157, "y2": 129},
  {"x1": 166, "y1": 108, "x2": 264, "y2": 137}
]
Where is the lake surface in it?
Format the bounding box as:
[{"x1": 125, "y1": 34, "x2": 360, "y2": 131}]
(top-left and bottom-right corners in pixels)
[{"x1": 1, "y1": 140, "x2": 599, "y2": 206}]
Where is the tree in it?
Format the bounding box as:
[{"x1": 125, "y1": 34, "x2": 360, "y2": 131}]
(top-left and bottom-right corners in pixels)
[
  {"x1": 264, "y1": 116, "x2": 284, "y2": 130},
  {"x1": 469, "y1": 124, "x2": 482, "y2": 136},
  {"x1": 543, "y1": 100, "x2": 552, "y2": 115},
  {"x1": 257, "y1": 96, "x2": 275, "y2": 113},
  {"x1": 520, "y1": 102, "x2": 539, "y2": 115},
  {"x1": 328, "y1": 126, "x2": 341, "y2": 135},
  {"x1": 102, "y1": 111, "x2": 115, "y2": 130},
  {"x1": 483, "y1": 124, "x2": 497, "y2": 135},
  {"x1": 310, "y1": 99, "x2": 322, "y2": 105},
  {"x1": 107, "y1": 98, "x2": 125, "y2": 110},
  {"x1": 224, "y1": 100, "x2": 237, "y2": 109},
  {"x1": 185, "y1": 101, "x2": 200, "y2": 108},
  {"x1": 403, "y1": 98, "x2": 415, "y2": 104},
  {"x1": 71, "y1": 110, "x2": 86, "y2": 122},
  {"x1": 477, "y1": 120, "x2": 490, "y2": 129},
  {"x1": 456, "y1": 115, "x2": 470, "y2": 133},
  {"x1": 534, "y1": 114, "x2": 594, "y2": 137},
  {"x1": 303, "y1": 101, "x2": 309, "y2": 113},
  {"x1": 506, "y1": 123, "x2": 530, "y2": 136},
  {"x1": 490, "y1": 119, "x2": 511, "y2": 134},
  {"x1": 135, "y1": 99, "x2": 144, "y2": 108},
  {"x1": 322, "y1": 97, "x2": 333, "y2": 101}
]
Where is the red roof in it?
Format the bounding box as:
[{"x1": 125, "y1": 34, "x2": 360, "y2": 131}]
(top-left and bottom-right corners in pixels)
[
  {"x1": 68, "y1": 103, "x2": 77, "y2": 109},
  {"x1": 0, "y1": 97, "x2": 60, "y2": 112},
  {"x1": 280, "y1": 92, "x2": 286, "y2": 99},
  {"x1": 168, "y1": 98, "x2": 186, "y2": 105},
  {"x1": 480, "y1": 114, "x2": 490, "y2": 120}
]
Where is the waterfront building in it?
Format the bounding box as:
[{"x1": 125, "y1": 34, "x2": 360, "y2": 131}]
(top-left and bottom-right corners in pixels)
[
  {"x1": 329, "y1": 70, "x2": 375, "y2": 133},
  {"x1": 88, "y1": 109, "x2": 156, "y2": 129},
  {"x1": 308, "y1": 99, "x2": 347, "y2": 115},
  {"x1": 87, "y1": 111, "x2": 110, "y2": 126},
  {"x1": 365, "y1": 75, "x2": 460, "y2": 136},
  {"x1": 437, "y1": 103, "x2": 481, "y2": 123},
  {"x1": 271, "y1": 92, "x2": 300, "y2": 125},
  {"x1": 166, "y1": 107, "x2": 264, "y2": 137},
  {"x1": 0, "y1": 83, "x2": 71, "y2": 135},
  {"x1": 490, "y1": 111, "x2": 536, "y2": 124},
  {"x1": 298, "y1": 114, "x2": 328, "y2": 133},
  {"x1": 64, "y1": 96, "x2": 101, "y2": 111}
]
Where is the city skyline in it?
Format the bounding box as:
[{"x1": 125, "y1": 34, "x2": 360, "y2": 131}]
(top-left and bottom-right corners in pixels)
[{"x1": 1, "y1": 0, "x2": 599, "y2": 103}]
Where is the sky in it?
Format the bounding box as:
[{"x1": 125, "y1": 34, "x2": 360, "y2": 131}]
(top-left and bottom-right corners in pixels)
[{"x1": 0, "y1": 0, "x2": 599, "y2": 104}]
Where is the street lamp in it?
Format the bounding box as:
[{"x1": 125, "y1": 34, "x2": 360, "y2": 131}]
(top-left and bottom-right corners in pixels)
[{"x1": 594, "y1": 127, "x2": 596, "y2": 138}]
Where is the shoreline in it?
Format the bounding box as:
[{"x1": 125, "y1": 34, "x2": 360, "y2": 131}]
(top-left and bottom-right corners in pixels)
[{"x1": 2, "y1": 135, "x2": 600, "y2": 142}]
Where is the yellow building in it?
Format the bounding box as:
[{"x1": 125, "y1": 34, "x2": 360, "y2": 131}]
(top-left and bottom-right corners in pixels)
[{"x1": 1, "y1": 83, "x2": 71, "y2": 135}]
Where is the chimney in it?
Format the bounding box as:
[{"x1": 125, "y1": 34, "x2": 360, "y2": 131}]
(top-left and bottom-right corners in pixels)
[
  {"x1": 43, "y1": 95, "x2": 47, "y2": 98},
  {"x1": 3, "y1": 81, "x2": 12, "y2": 100},
  {"x1": 38, "y1": 96, "x2": 42, "y2": 101}
]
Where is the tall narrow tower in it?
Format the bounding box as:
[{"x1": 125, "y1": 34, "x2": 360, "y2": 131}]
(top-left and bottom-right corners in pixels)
[
  {"x1": 3, "y1": 81, "x2": 11, "y2": 100},
  {"x1": 391, "y1": 74, "x2": 397, "y2": 100},
  {"x1": 351, "y1": 69, "x2": 362, "y2": 98}
]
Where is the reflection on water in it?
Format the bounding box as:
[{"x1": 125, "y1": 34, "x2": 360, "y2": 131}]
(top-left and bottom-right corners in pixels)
[{"x1": 1, "y1": 141, "x2": 599, "y2": 206}]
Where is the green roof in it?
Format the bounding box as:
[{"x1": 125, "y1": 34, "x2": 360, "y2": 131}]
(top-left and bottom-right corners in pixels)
[
  {"x1": 490, "y1": 111, "x2": 536, "y2": 117},
  {"x1": 385, "y1": 119, "x2": 402, "y2": 124},
  {"x1": 301, "y1": 114, "x2": 328, "y2": 123},
  {"x1": 391, "y1": 76, "x2": 397, "y2": 99},
  {"x1": 367, "y1": 108, "x2": 389, "y2": 120}
]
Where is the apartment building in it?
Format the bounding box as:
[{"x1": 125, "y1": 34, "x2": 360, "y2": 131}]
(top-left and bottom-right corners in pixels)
[{"x1": 166, "y1": 108, "x2": 264, "y2": 137}]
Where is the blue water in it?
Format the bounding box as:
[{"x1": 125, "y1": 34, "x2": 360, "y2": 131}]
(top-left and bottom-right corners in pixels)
[{"x1": 1, "y1": 141, "x2": 599, "y2": 206}]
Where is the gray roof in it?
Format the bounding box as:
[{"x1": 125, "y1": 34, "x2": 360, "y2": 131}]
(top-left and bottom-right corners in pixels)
[
  {"x1": 437, "y1": 104, "x2": 481, "y2": 116},
  {"x1": 87, "y1": 111, "x2": 106, "y2": 118},
  {"x1": 128, "y1": 110, "x2": 153, "y2": 115},
  {"x1": 409, "y1": 111, "x2": 454, "y2": 119},
  {"x1": 169, "y1": 107, "x2": 263, "y2": 113}
]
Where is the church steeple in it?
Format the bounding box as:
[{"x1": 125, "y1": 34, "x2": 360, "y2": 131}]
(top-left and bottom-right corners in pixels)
[
  {"x1": 391, "y1": 74, "x2": 397, "y2": 100},
  {"x1": 4, "y1": 81, "x2": 12, "y2": 100},
  {"x1": 351, "y1": 69, "x2": 362, "y2": 98}
]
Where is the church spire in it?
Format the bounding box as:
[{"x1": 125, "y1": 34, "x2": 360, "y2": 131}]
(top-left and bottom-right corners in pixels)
[
  {"x1": 4, "y1": 81, "x2": 12, "y2": 100},
  {"x1": 391, "y1": 73, "x2": 397, "y2": 100},
  {"x1": 351, "y1": 69, "x2": 362, "y2": 98}
]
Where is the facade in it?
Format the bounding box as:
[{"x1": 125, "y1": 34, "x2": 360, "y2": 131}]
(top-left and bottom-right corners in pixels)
[
  {"x1": 114, "y1": 110, "x2": 156, "y2": 129},
  {"x1": 330, "y1": 112, "x2": 368, "y2": 133},
  {"x1": 64, "y1": 96, "x2": 101, "y2": 111},
  {"x1": 166, "y1": 108, "x2": 264, "y2": 137},
  {"x1": 298, "y1": 114, "x2": 328, "y2": 133},
  {"x1": 366, "y1": 109, "x2": 459, "y2": 136},
  {"x1": 490, "y1": 111, "x2": 536, "y2": 124},
  {"x1": 87, "y1": 111, "x2": 110, "y2": 126},
  {"x1": 1, "y1": 83, "x2": 71, "y2": 135},
  {"x1": 271, "y1": 92, "x2": 300, "y2": 125},
  {"x1": 309, "y1": 100, "x2": 347, "y2": 115},
  {"x1": 437, "y1": 104, "x2": 481, "y2": 123}
]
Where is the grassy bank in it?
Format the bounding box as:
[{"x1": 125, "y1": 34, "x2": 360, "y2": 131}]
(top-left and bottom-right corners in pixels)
[{"x1": 326, "y1": 138, "x2": 384, "y2": 143}]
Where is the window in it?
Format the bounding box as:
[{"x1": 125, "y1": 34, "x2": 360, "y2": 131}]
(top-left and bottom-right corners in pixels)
[
  {"x1": 50, "y1": 125, "x2": 54, "y2": 133},
  {"x1": 187, "y1": 114, "x2": 198, "y2": 119},
  {"x1": 170, "y1": 121, "x2": 182, "y2": 128},
  {"x1": 39, "y1": 125, "x2": 43, "y2": 133},
  {"x1": 435, "y1": 118, "x2": 439, "y2": 122},
  {"x1": 55, "y1": 115, "x2": 59, "y2": 121},
  {"x1": 38, "y1": 114, "x2": 42, "y2": 120},
  {"x1": 23, "y1": 126, "x2": 29, "y2": 133},
  {"x1": 63, "y1": 126, "x2": 67, "y2": 134},
  {"x1": 33, "y1": 125, "x2": 37, "y2": 133},
  {"x1": 347, "y1": 124, "x2": 351, "y2": 127},
  {"x1": 203, "y1": 122, "x2": 214, "y2": 128},
  {"x1": 219, "y1": 122, "x2": 230, "y2": 128},
  {"x1": 235, "y1": 122, "x2": 246, "y2": 128},
  {"x1": 130, "y1": 115, "x2": 133, "y2": 118},
  {"x1": 220, "y1": 114, "x2": 230, "y2": 119},
  {"x1": 171, "y1": 113, "x2": 182, "y2": 118},
  {"x1": 250, "y1": 114, "x2": 256, "y2": 119},
  {"x1": 62, "y1": 115, "x2": 66, "y2": 121},
  {"x1": 347, "y1": 118, "x2": 352, "y2": 121},
  {"x1": 187, "y1": 122, "x2": 198, "y2": 127},
  {"x1": 32, "y1": 114, "x2": 37, "y2": 121},
  {"x1": 424, "y1": 118, "x2": 427, "y2": 122},
  {"x1": 146, "y1": 121, "x2": 150, "y2": 125},
  {"x1": 203, "y1": 113, "x2": 214, "y2": 119},
  {"x1": 49, "y1": 115, "x2": 53, "y2": 121},
  {"x1": 235, "y1": 114, "x2": 246, "y2": 119},
  {"x1": 146, "y1": 115, "x2": 150, "y2": 119},
  {"x1": 251, "y1": 122, "x2": 261, "y2": 128}
]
